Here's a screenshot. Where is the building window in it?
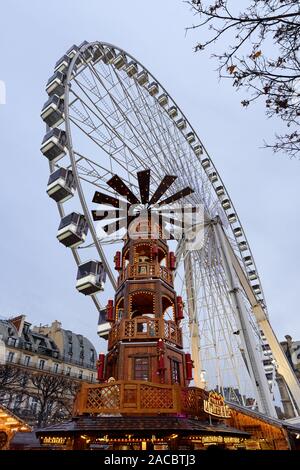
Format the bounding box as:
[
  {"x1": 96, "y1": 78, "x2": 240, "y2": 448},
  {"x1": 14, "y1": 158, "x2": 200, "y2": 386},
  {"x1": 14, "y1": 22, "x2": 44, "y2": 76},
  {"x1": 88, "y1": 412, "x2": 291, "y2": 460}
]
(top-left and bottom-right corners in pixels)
[
  {"x1": 68, "y1": 342, "x2": 73, "y2": 355},
  {"x1": 39, "y1": 359, "x2": 45, "y2": 370},
  {"x1": 23, "y1": 324, "x2": 30, "y2": 335},
  {"x1": 89, "y1": 373, "x2": 94, "y2": 382},
  {"x1": 7, "y1": 352, "x2": 14, "y2": 363},
  {"x1": 134, "y1": 357, "x2": 149, "y2": 381},
  {"x1": 66, "y1": 367, "x2": 71, "y2": 376},
  {"x1": 170, "y1": 359, "x2": 180, "y2": 384},
  {"x1": 7, "y1": 337, "x2": 16, "y2": 347},
  {"x1": 14, "y1": 395, "x2": 22, "y2": 411},
  {"x1": 20, "y1": 374, "x2": 28, "y2": 387},
  {"x1": 78, "y1": 370, "x2": 83, "y2": 379},
  {"x1": 24, "y1": 355, "x2": 30, "y2": 367},
  {"x1": 90, "y1": 349, "x2": 95, "y2": 364},
  {"x1": 53, "y1": 363, "x2": 59, "y2": 373},
  {"x1": 31, "y1": 397, "x2": 38, "y2": 413}
]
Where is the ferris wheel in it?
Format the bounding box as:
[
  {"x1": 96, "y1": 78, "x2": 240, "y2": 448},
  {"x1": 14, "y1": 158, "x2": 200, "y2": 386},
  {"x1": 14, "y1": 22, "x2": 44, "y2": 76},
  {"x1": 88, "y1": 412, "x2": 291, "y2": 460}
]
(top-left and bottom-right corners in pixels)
[{"x1": 40, "y1": 40, "x2": 300, "y2": 418}]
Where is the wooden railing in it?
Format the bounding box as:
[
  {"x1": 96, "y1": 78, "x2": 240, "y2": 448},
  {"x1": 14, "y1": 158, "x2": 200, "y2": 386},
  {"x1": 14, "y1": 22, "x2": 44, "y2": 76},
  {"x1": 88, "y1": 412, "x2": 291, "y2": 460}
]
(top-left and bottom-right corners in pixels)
[
  {"x1": 117, "y1": 263, "x2": 173, "y2": 286},
  {"x1": 74, "y1": 381, "x2": 207, "y2": 417},
  {"x1": 108, "y1": 318, "x2": 182, "y2": 349}
]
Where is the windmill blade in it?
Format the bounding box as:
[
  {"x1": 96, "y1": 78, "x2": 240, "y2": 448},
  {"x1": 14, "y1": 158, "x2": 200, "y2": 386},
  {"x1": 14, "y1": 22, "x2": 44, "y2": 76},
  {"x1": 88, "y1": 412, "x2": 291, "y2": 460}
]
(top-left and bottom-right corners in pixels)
[
  {"x1": 106, "y1": 174, "x2": 140, "y2": 205},
  {"x1": 148, "y1": 175, "x2": 177, "y2": 206},
  {"x1": 158, "y1": 187, "x2": 194, "y2": 206},
  {"x1": 93, "y1": 191, "x2": 126, "y2": 209},
  {"x1": 137, "y1": 169, "x2": 150, "y2": 204}
]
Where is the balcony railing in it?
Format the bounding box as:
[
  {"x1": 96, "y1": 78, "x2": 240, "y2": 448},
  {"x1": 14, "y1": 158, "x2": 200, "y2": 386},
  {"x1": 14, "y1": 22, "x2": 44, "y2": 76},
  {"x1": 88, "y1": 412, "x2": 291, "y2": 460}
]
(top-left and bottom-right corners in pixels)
[
  {"x1": 117, "y1": 263, "x2": 173, "y2": 286},
  {"x1": 5, "y1": 354, "x2": 96, "y2": 382},
  {"x1": 5, "y1": 339, "x2": 96, "y2": 371},
  {"x1": 74, "y1": 380, "x2": 207, "y2": 417},
  {"x1": 108, "y1": 317, "x2": 182, "y2": 348}
]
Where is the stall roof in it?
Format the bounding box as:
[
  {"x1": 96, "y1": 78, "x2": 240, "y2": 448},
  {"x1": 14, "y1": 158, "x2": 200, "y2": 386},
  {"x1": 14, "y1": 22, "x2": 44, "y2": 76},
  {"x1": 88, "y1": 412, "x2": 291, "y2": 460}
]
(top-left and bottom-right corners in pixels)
[
  {"x1": 227, "y1": 402, "x2": 300, "y2": 433},
  {"x1": 36, "y1": 415, "x2": 249, "y2": 436},
  {"x1": 9, "y1": 431, "x2": 41, "y2": 450},
  {"x1": 0, "y1": 404, "x2": 31, "y2": 433}
]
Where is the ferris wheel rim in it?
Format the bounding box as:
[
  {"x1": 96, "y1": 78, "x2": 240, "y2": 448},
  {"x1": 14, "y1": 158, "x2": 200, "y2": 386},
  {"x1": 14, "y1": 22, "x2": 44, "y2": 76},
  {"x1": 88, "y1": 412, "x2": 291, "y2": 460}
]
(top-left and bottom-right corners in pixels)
[
  {"x1": 64, "y1": 45, "x2": 117, "y2": 290},
  {"x1": 58, "y1": 40, "x2": 267, "y2": 312}
]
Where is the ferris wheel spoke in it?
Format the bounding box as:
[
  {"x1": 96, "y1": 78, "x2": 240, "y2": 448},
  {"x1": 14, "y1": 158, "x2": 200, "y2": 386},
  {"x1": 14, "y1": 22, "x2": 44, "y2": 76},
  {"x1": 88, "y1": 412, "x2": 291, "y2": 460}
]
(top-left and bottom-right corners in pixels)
[
  {"x1": 136, "y1": 87, "x2": 196, "y2": 190},
  {"x1": 109, "y1": 70, "x2": 171, "y2": 179},
  {"x1": 72, "y1": 151, "x2": 138, "y2": 193},
  {"x1": 92, "y1": 69, "x2": 164, "y2": 184},
  {"x1": 70, "y1": 87, "x2": 121, "y2": 150},
  {"x1": 110, "y1": 62, "x2": 201, "y2": 197},
  {"x1": 154, "y1": 109, "x2": 200, "y2": 193},
  {"x1": 68, "y1": 101, "x2": 152, "y2": 184},
  {"x1": 92, "y1": 63, "x2": 178, "y2": 188}
]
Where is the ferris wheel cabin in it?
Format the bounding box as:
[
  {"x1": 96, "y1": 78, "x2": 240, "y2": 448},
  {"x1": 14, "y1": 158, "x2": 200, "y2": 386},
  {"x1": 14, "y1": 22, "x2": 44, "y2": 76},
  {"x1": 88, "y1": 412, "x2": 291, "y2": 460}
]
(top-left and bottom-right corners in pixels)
[
  {"x1": 66, "y1": 44, "x2": 79, "y2": 58},
  {"x1": 176, "y1": 117, "x2": 186, "y2": 130},
  {"x1": 57, "y1": 212, "x2": 88, "y2": 248},
  {"x1": 47, "y1": 168, "x2": 75, "y2": 203},
  {"x1": 46, "y1": 71, "x2": 66, "y2": 98},
  {"x1": 126, "y1": 61, "x2": 138, "y2": 77},
  {"x1": 148, "y1": 81, "x2": 159, "y2": 96},
  {"x1": 54, "y1": 54, "x2": 71, "y2": 74},
  {"x1": 113, "y1": 52, "x2": 127, "y2": 69},
  {"x1": 80, "y1": 42, "x2": 94, "y2": 64},
  {"x1": 76, "y1": 260, "x2": 106, "y2": 295},
  {"x1": 136, "y1": 70, "x2": 149, "y2": 86},
  {"x1": 92, "y1": 45, "x2": 105, "y2": 64},
  {"x1": 40, "y1": 128, "x2": 67, "y2": 162},
  {"x1": 41, "y1": 95, "x2": 64, "y2": 127}
]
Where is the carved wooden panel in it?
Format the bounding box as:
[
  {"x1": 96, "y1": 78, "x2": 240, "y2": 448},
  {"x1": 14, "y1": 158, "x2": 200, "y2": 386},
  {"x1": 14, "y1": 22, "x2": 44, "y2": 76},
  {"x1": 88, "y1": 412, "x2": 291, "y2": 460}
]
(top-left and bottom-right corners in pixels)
[
  {"x1": 86, "y1": 384, "x2": 120, "y2": 411},
  {"x1": 140, "y1": 384, "x2": 174, "y2": 409}
]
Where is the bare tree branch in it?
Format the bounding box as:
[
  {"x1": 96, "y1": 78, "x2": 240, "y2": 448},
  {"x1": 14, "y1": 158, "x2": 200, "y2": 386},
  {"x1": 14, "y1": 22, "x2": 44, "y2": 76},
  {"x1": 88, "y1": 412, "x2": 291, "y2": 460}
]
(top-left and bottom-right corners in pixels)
[
  {"x1": 0, "y1": 365, "x2": 79, "y2": 426},
  {"x1": 30, "y1": 373, "x2": 79, "y2": 426},
  {"x1": 186, "y1": 0, "x2": 300, "y2": 157}
]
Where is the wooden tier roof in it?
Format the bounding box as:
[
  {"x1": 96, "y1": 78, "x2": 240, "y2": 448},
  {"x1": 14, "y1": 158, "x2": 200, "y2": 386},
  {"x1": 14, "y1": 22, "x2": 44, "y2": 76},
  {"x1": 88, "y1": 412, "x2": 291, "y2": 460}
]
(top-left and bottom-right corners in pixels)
[{"x1": 36, "y1": 415, "x2": 248, "y2": 436}]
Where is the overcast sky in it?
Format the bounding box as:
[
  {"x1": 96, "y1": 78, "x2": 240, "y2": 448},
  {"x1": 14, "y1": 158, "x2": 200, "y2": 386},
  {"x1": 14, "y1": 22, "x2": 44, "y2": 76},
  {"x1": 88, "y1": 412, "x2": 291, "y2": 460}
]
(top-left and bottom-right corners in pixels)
[{"x1": 0, "y1": 0, "x2": 299, "y2": 351}]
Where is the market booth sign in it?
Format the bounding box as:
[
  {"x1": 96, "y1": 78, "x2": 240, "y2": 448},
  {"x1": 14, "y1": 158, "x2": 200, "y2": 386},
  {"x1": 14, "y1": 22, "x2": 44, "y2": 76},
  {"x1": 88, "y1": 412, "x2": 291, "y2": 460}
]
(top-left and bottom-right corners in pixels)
[
  {"x1": 40, "y1": 436, "x2": 69, "y2": 446},
  {"x1": 192, "y1": 436, "x2": 242, "y2": 445},
  {"x1": 203, "y1": 392, "x2": 231, "y2": 418}
]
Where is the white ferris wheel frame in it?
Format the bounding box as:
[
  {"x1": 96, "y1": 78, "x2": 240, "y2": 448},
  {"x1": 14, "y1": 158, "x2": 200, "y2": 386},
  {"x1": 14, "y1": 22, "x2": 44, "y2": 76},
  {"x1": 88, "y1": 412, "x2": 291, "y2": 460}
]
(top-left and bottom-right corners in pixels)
[{"x1": 43, "y1": 40, "x2": 300, "y2": 418}]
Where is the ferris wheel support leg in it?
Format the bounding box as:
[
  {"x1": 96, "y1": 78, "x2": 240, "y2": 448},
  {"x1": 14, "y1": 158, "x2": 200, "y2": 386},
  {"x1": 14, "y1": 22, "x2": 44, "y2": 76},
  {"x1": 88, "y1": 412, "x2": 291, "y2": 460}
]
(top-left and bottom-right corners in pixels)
[
  {"x1": 253, "y1": 308, "x2": 300, "y2": 415},
  {"x1": 219, "y1": 222, "x2": 300, "y2": 415},
  {"x1": 213, "y1": 222, "x2": 277, "y2": 418},
  {"x1": 183, "y1": 252, "x2": 204, "y2": 388}
]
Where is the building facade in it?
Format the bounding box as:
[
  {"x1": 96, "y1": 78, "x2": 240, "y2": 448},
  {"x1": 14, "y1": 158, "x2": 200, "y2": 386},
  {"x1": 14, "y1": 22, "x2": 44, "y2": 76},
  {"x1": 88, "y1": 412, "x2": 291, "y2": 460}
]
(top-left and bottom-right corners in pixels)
[
  {"x1": 0, "y1": 315, "x2": 97, "y2": 425},
  {"x1": 277, "y1": 335, "x2": 300, "y2": 419}
]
